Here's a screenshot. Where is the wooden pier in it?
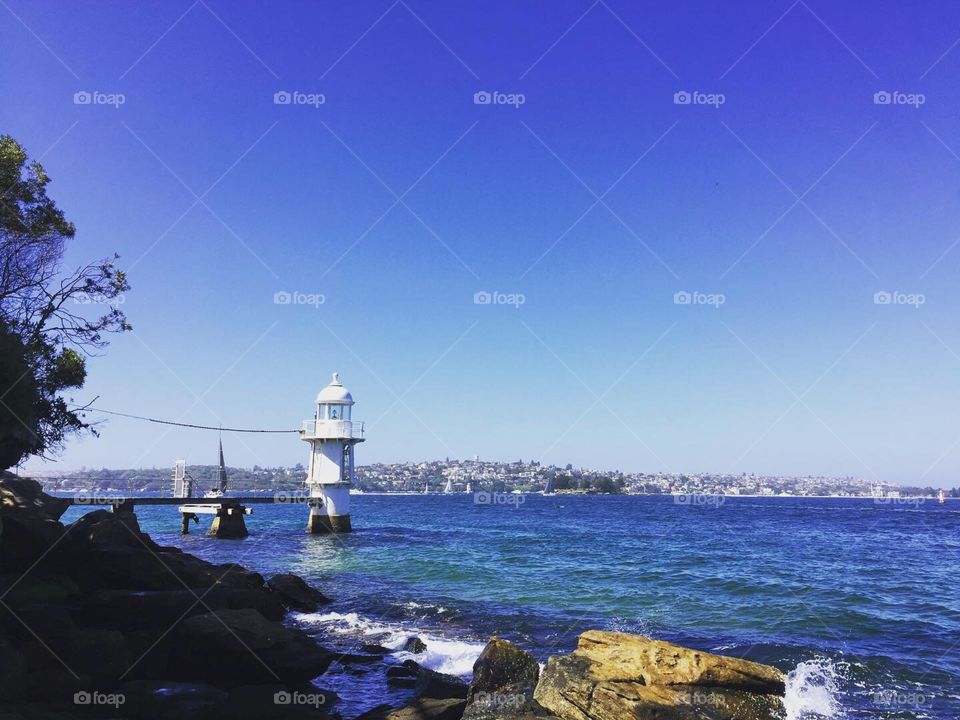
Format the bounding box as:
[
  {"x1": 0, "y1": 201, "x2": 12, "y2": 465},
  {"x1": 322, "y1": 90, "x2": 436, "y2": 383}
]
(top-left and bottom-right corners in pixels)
[{"x1": 65, "y1": 496, "x2": 302, "y2": 538}]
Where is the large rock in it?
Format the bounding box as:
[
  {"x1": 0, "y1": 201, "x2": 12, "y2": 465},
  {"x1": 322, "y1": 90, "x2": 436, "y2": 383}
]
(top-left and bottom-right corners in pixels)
[
  {"x1": 0, "y1": 477, "x2": 69, "y2": 569},
  {"x1": 267, "y1": 573, "x2": 332, "y2": 612},
  {"x1": 357, "y1": 697, "x2": 467, "y2": 720},
  {"x1": 73, "y1": 586, "x2": 285, "y2": 631},
  {"x1": 414, "y1": 665, "x2": 469, "y2": 700},
  {"x1": 470, "y1": 637, "x2": 540, "y2": 698},
  {"x1": 464, "y1": 638, "x2": 551, "y2": 719},
  {"x1": 533, "y1": 631, "x2": 786, "y2": 720},
  {"x1": 170, "y1": 608, "x2": 333, "y2": 687}
]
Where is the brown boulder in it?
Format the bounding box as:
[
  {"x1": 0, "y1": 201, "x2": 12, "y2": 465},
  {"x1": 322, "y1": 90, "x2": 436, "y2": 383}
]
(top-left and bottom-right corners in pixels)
[{"x1": 533, "y1": 631, "x2": 786, "y2": 720}]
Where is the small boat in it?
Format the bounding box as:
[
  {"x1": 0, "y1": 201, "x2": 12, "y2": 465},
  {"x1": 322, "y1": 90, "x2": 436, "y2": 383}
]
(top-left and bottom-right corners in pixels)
[
  {"x1": 443, "y1": 478, "x2": 453, "y2": 494},
  {"x1": 465, "y1": 481, "x2": 473, "y2": 494},
  {"x1": 205, "y1": 439, "x2": 228, "y2": 498},
  {"x1": 542, "y1": 477, "x2": 555, "y2": 495},
  {"x1": 939, "y1": 489, "x2": 946, "y2": 504},
  {"x1": 423, "y1": 481, "x2": 429, "y2": 494}
]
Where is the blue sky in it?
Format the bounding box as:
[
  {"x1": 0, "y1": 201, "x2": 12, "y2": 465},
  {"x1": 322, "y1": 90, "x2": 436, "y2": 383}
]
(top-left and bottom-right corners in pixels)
[{"x1": 5, "y1": 1, "x2": 960, "y2": 486}]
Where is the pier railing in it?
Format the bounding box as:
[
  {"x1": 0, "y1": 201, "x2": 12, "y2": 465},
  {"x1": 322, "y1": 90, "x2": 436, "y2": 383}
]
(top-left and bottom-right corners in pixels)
[{"x1": 300, "y1": 419, "x2": 365, "y2": 440}]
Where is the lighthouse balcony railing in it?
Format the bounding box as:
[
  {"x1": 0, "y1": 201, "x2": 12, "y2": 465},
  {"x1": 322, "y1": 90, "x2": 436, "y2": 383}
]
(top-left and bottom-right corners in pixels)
[{"x1": 300, "y1": 419, "x2": 365, "y2": 440}]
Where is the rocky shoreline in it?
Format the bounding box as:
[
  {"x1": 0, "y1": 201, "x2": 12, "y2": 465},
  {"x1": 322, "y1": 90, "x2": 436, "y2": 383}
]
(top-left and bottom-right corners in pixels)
[{"x1": 1, "y1": 475, "x2": 788, "y2": 720}]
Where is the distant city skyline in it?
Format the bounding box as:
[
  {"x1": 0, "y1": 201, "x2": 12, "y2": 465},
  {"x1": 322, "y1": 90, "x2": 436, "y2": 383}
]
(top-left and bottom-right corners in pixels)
[{"x1": 6, "y1": 1, "x2": 960, "y2": 486}]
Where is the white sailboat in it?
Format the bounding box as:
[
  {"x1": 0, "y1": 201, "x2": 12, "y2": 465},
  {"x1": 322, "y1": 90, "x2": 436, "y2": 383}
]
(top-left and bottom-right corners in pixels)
[
  {"x1": 423, "y1": 480, "x2": 429, "y2": 494},
  {"x1": 543, "y1": 477, "x2": 555, "y2": 495},
  {"x1": 938, "y1": 489, "x2": 946, "y2": 504},
  {"x1": 465, "y1": 480, "x2": 473, "y2": 494},
  {"x1": 204, "y1": 439, "x2": 228, "y2": 498},
  {"x1": 443, "y1": 478, "x2": 453, "y2": 493}
]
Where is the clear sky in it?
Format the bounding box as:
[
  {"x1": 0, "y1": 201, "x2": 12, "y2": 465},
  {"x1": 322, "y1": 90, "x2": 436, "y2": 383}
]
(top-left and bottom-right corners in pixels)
[{"x1": 5, "y1": 1, "x2": 960, "y2": 486}]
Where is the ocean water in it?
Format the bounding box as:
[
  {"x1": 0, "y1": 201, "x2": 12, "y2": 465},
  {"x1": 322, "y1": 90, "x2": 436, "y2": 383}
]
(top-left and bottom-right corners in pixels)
[{"x1": 64, "y1": 494, "x2": 960, "y2": 718}]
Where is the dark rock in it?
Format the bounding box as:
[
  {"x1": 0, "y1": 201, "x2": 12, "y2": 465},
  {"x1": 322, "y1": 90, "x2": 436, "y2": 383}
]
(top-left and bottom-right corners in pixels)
[
  {"x1": 463, "y1": 687, "x2": 558, "y2": 720},
  {"x1": 386, "y1": 663, "x2": 419, "y2": 679},
  {"x1": 337, "y1": 652, "x2": 384, "y2": 664},
  {"x1": 355, "y1": 703, "x2": 396, "y2": 720},
  {"x1": 0, "y1": 574, "x2": 80, "y2": 607},
  {"x1": 56, "y1": 545, "x2": 265, "y2": 593},
  {"x1": 121, "y1": 680, "x2": 229, "y2": 720},
  {"x1": 221, "y1": 683, "x2": 337, "y2": 719},
  {"x1": 360, "y1": 643, "x2": 393, "y2": 655},
  {"x1": 358, "y1": 697, "x2": 467, "y2": 720},
  {"x1": 267, "y1": 573, "x2": 332, "y2": 612},
  {"x1": 64, "y1": 628, "x2": 130, "y2": 678},
  {"x1": 0, "y1": 476, "x2": 70, "y2": 520},
  {"x1": 0, "y1": 633, "x2": 26, "y2": 701},
  {"x1": 463, "y1": 638, "x2": 547, "y2": 719},
  {"x1": 72, "y1": 586, "x2": 285, "y2": 631},
  {"x1": 170, "y1": 608, "x2": 333, "y2": 687},
  {"x1": 65, "y1": 508, "x2": 157, "y2": 549},
  {"x1": 402, "y1": 636, "x2": 427, "y2": 654},
  {"x1": 469, "y1": 637, "x2": 540, "y2": 699},
  {"x1": 414, "y1": 666, "x2": 469, "y2": 700},
  {"x1": 386, "y1": 676, "x2": 417, "y2": 689}
]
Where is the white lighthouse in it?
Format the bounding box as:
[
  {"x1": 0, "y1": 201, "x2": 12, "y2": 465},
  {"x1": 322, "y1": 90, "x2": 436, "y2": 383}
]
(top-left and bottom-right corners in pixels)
[{"x1": 300, "y1": 373, "x2": 365, "y2": 533}]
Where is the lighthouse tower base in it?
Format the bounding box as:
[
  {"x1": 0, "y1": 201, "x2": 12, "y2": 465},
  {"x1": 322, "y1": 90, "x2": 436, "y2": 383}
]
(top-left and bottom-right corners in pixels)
[
  {"x1": 307, "y1": 510, "x2": 352, "y2": 534},
  {"x1": 307, "y1": 484, "x2": 352, "y2": 534}
]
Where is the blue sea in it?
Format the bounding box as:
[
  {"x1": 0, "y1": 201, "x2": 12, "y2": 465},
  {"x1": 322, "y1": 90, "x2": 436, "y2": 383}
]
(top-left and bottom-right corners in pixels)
[{"x1": 65, "y1": 494, "x2": 960, "y2": 719}]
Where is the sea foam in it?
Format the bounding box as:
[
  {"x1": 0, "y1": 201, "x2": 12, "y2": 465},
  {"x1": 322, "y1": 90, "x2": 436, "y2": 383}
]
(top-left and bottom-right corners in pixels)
[
  {"x1": 293, "y1": 610, "x2": 486, "y2": 677},
  {"x1": 783, "y1": 657, "x2": 844, "y2": 719}
]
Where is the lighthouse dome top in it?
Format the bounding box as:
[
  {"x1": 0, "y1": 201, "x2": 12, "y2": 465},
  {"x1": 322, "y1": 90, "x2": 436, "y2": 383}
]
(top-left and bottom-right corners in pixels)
[{"x1": 316, "y1": 372, "x2": 354, "y2": 405}]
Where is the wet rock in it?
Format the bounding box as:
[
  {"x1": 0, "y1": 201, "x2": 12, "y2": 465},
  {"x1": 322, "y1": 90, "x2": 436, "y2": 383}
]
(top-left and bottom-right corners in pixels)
[
  {"x1": 121, "y1": 680, "x2": 229, "y2": 720},
  {"x1": 402, "y1": 636, "x2": 427, "y2": 654},
  {"x1": 357, "y1": 697, "x2": 467, "y2": 720},
  {"x1": 464, "y1": 638, "x2": 551, "y2": 719},
  {"x1": 267, "y1": 573, "x2": 332, "y2": 612},
  {"x1": 534, "y1": 631, "x2": 786, "y2": 720},
  {"x1": 221, "y1": 683, "x2": 336, "y2": 719},
  {"x1": 414, "y1": 666, "x2": 469, "y2": 700},
  {"x1": 469, "y1": 637, "x2": 539, "y2": 698},
  {"x1": 170, "y1": 608, "x2": 333, "y2": 687}
]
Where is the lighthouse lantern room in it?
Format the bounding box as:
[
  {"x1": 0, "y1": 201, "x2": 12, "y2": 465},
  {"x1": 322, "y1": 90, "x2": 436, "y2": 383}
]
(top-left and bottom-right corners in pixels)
[{"x1": 301, "y1": 372, "x2": 364, "y2": 533}]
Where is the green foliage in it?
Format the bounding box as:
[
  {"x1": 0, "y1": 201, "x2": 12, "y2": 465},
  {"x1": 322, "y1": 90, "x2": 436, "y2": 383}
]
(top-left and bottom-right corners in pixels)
[{"x1": 0, "y1": 135, "x2": 130, "y2": 469}]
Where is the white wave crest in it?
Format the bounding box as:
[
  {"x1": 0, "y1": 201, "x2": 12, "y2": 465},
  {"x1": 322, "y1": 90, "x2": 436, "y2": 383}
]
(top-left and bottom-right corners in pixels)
[
  {"x1": 292, "y1": 610, "x2": 485, "y2": 677},
  {"x1": 784, "y1": 657, "x2": 844, "y2": 719}
]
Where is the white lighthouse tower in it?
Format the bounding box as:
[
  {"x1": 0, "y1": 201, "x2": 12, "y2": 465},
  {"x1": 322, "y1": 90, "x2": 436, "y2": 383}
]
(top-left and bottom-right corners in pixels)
[{"x1": 300, "y1": 373, "x2": 364, "y2": 533}]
